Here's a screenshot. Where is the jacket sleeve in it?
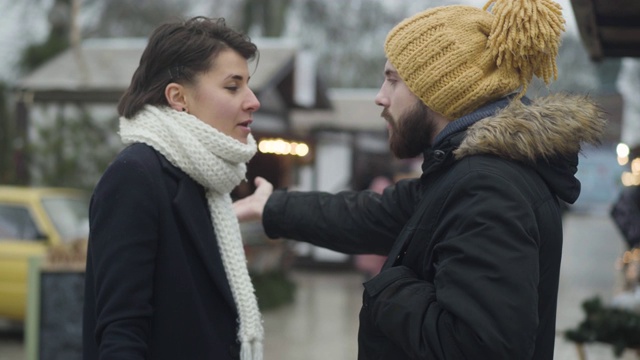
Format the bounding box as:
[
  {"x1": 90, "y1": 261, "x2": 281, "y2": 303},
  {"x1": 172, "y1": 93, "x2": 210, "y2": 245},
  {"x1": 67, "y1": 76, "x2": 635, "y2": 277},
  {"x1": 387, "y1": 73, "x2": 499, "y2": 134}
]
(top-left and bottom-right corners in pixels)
[
  {"x1": 262, "y1": 178, "x2": 422, "y2": 255},
  {"x1": 87, "y1": 153, "x2": 161, "y2": 359},
  {"x1": 364, "y1": 170, "x2": 540, "y2": 359}
]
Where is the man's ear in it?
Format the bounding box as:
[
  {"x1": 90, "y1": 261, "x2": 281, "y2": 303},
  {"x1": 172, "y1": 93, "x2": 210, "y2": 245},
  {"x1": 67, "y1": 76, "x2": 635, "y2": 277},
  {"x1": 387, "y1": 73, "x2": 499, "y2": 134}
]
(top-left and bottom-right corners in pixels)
[{"x1": 165, "y1": 82, "x2": 188, "y2": 112}]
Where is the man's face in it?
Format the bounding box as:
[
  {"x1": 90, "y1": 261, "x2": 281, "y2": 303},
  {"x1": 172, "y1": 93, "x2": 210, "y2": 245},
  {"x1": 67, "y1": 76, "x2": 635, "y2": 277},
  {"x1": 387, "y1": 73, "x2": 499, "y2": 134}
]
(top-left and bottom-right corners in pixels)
[
  {"x1": 384, "y1": 100, "x2": 434, "y2": 158},
  {"x1": 375, "y1": 61, "x2": 435, "y2": 159}
]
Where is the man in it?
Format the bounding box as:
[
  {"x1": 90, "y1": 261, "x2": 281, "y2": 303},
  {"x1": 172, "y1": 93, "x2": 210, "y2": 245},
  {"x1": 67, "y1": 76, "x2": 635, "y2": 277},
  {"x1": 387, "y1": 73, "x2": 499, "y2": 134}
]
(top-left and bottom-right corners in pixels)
[{"x1": 234, "y1": 0, "x2": 606, "y2": 358}]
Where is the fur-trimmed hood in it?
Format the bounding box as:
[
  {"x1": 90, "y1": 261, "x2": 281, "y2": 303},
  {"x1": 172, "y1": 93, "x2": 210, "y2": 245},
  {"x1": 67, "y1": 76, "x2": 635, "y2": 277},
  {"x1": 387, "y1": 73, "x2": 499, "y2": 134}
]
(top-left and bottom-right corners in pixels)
[
  {"x1": 430, "y1": 93, "x2": 607, "y2": 204},
  {"x1": 455, "y1": 93, "x2": 607, "y2": 162}
]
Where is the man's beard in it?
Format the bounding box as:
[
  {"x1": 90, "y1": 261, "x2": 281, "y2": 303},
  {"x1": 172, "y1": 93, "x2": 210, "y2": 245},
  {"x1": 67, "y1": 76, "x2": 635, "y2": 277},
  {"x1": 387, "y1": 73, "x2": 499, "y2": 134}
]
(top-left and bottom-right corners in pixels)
[{"x1": 382, "y1": 100, "x2": 435, "y2": 159}]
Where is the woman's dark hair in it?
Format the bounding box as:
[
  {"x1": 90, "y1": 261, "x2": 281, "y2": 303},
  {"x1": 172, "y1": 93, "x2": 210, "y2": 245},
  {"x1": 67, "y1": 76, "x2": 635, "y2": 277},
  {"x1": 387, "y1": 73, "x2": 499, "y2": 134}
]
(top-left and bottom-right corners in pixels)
[{"x1": 118, "y1": 17, "x2": 258, "y2": 118}]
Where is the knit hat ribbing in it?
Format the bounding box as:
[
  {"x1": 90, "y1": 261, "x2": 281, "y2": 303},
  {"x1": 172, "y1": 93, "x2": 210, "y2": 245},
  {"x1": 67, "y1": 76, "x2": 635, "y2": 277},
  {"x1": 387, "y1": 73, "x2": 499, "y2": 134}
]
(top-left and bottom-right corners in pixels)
[{"x1": 384, "y1": 0, "x2": 565, "y2": 120}]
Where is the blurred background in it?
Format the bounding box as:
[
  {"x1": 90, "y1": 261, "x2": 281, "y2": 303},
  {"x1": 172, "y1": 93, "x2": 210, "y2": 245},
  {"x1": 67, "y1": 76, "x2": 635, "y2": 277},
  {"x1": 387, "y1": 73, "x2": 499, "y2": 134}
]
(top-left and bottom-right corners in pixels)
[{"x1": 1, "y1": 0, "x2": 640, "y2": 359}]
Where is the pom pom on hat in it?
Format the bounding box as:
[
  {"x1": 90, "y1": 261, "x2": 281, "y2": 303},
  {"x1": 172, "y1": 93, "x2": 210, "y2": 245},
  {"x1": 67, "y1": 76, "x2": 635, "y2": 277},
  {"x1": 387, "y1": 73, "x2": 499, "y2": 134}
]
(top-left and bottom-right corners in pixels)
[
  {"x1": 484, "y1": 0, "x2": 565, "y2": 93},
  {"x1": 384, "y1": 0, "x2": 566, "y2": 120}
]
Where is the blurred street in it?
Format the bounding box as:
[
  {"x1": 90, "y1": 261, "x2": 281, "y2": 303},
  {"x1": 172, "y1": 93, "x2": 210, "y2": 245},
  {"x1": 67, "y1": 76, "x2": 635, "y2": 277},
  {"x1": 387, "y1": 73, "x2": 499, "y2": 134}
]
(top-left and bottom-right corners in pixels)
[{"x1": 0, "y1": 210, "x2": 637, "y2": 360}]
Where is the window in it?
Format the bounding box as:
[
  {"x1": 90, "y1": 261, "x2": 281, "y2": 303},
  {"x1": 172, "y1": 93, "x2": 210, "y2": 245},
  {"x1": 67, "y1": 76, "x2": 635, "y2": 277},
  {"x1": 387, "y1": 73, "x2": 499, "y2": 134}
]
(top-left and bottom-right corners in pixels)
[
  {"x1": 0, "y1": 205, "x2": 42, "y2": 241},
  {"x1": 41, "y1": 197, "x2": 89, "y2": 243}
]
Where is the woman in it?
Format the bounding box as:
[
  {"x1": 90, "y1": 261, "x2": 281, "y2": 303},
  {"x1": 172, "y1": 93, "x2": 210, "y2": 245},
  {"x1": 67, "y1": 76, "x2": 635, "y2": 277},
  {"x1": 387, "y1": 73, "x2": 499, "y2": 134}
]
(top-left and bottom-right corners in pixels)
[{"x1": 83, "y1": 17, "x2": 263, "y2": 360}]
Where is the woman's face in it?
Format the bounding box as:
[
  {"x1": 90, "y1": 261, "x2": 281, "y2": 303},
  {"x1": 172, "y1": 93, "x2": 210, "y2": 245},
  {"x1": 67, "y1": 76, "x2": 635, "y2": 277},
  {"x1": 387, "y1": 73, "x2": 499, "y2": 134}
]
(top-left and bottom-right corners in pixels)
[{"x1": 183, "y1": 49, "x2": 260, "y2": 143}]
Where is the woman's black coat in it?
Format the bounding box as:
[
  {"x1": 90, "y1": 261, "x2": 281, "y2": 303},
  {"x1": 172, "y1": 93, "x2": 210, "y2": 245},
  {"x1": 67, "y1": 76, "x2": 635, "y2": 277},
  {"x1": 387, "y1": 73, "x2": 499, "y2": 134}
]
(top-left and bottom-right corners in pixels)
[{"x1": 83, "y1": 143, "x2": 241, "y2": 359}]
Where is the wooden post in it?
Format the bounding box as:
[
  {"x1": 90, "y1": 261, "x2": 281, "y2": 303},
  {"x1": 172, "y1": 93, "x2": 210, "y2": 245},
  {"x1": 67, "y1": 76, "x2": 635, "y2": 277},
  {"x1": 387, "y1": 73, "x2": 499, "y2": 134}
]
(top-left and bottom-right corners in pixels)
[
  {"x1": 575, "y1": 343, "x2": 587, "y2": 360},
  {"x1": 14, "y1": 93, "x2": 31, "y2": 185},
  {"x1": 25, "y1": 256, "x2": 43, "y2": 360}
]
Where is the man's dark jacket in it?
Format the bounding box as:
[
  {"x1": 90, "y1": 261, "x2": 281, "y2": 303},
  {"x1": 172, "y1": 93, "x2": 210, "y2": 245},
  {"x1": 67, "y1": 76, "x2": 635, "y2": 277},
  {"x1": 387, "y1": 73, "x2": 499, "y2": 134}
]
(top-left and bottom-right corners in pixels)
[{"x1": 263, "y1": 94, "x2": 606, "y2": 359}]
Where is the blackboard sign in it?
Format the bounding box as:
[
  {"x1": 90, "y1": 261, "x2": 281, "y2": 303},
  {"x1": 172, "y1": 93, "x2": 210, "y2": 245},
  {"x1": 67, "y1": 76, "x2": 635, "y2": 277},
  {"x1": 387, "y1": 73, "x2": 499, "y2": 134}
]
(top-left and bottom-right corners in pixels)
[
  {"x1": 26, "y1": 258, "x2": 85, "y2": 360},
  {"x1": 39, "y1": 270, "x2": 84, "y2": 360}
]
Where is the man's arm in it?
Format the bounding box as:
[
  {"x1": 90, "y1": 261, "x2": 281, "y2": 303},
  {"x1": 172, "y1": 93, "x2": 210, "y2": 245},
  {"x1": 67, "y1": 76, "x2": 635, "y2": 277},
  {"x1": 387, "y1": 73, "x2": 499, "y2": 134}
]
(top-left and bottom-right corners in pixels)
[{"x1": 260, "y1": 178, "x2": 422, "y2": 255}]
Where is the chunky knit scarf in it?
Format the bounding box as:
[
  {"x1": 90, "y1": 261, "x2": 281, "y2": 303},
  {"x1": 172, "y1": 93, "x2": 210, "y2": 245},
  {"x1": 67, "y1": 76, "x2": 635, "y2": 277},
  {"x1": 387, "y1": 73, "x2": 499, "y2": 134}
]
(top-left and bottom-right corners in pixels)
[{"x1": 119, "y1": 105, "x2": 263, "y2": 360}]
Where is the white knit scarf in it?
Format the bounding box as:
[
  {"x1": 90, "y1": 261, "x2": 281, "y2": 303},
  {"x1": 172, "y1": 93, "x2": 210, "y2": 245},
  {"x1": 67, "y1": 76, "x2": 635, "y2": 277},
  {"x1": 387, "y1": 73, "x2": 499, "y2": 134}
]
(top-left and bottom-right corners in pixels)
[{"x1": 119, "y1": 105, "x2": 263, "y2": 360}]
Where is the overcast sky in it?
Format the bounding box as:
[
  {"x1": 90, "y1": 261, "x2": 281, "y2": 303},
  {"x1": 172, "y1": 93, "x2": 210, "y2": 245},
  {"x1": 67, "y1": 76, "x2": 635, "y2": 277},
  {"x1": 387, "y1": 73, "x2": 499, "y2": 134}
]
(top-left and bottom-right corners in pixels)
[
  {"x1": 0, "y1": 0, "x2": 51, "y2": 82},
  {"x1": 0, "y1": 0, "x2": 579, "y2": 83}
]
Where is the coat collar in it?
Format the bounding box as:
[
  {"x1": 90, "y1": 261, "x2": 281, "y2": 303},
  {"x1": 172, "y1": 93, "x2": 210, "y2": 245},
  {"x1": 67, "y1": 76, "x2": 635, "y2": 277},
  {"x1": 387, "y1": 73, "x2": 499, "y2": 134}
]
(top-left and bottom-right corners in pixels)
[
  {"x1": 158, "y1": 155, "x2": 237, "y2": 312},
  {"x1": 421, "y1": 96, "x2": 516, "y2": 176},
  {"x1": 420, "y1": 93, "x2": 607, "y2": 204}
]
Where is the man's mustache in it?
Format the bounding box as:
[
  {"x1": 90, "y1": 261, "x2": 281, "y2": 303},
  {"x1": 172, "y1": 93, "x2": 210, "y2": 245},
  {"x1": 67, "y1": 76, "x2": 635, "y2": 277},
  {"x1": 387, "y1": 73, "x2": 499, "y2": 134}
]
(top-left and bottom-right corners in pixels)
[{"x1": 381, "y1": 108, "x2": 393, "y2": 123}]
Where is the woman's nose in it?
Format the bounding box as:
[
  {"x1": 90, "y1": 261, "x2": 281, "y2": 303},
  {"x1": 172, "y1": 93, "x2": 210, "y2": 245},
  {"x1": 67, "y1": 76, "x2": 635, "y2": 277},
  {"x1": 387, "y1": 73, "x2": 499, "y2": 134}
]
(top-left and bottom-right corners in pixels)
[{"x1": 246, "y1": 90, "x2": 261, "y2": 112}]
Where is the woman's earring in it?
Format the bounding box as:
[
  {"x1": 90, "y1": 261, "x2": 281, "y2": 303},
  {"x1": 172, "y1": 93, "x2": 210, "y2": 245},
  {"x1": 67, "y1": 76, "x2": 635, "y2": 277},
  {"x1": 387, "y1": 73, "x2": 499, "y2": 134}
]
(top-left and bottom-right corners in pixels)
[{"x1": 182, "y1": 108, "x2": 187, "y2": 112}]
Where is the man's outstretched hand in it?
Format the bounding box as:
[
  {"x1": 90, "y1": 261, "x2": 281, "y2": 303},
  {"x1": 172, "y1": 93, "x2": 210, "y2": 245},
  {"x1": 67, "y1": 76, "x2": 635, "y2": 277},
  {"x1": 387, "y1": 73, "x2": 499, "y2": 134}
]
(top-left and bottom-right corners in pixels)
[{"x1": 233, "y1": 176, "x2": 274, "y2": 223}]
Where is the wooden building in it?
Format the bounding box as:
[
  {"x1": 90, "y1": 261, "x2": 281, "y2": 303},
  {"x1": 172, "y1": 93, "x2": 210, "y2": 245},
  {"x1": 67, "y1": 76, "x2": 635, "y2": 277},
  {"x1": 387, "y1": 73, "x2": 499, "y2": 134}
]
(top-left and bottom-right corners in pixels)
[
  {"x1": 13, "y1": 37, "x2": 331, "y2": 189},
  {"x1": 570, "y1": 0, "x2": 640, "y2": 61}
]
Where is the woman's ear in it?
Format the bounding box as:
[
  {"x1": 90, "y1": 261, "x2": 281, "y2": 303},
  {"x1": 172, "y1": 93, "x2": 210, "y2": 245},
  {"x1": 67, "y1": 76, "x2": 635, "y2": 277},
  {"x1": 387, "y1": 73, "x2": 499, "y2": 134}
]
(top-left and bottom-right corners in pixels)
[{"x1": 165, "y1": 82, "x2": 188, "y2": 112}]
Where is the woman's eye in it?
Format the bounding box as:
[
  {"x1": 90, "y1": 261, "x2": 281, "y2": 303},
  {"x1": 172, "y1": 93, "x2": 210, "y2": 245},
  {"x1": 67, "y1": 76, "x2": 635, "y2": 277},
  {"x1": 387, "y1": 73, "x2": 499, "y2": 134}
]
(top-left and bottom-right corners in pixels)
[{"x1": 225, "y1": 86, "x2": 238, "y2": 92}]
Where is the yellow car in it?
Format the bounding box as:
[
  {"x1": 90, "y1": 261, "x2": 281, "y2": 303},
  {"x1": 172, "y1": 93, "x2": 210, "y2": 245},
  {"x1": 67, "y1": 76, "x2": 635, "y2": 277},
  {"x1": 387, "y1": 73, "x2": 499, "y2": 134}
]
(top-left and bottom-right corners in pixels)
[{"x1": 0, "y1": 186, "x2": 89, "y2": 321}]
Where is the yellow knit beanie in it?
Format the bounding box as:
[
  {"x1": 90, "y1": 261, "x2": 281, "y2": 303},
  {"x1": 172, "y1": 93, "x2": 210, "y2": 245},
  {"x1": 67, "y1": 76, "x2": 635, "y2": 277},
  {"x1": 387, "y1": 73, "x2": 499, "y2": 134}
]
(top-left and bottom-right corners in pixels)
[{"x1": 384, "y1": 0, "x2": 565, "y2": 120}]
